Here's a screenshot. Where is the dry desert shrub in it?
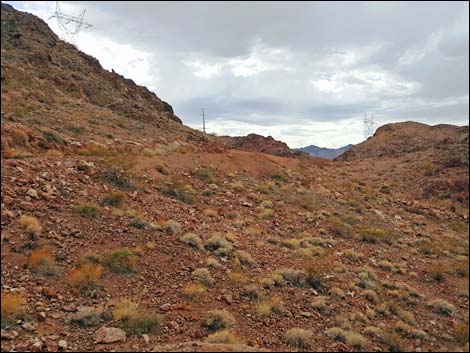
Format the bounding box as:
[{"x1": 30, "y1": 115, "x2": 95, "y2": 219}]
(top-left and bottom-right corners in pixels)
[
  {"x1": 103, "y1": 249, "x2": 137, "y2": 274},
  {"x1": 330, "y1": 287, "x2": 346, "y2": 299},
  {"x1": 203, "y1": 309, "x2": 236, "y2": 332},
  {"x1": 67, "y1": 262, "x2": 104, "y2": 291},
  {"x1": 205, "y1": 330, "x2": 245, "y2": 345},
  {"x1": 192, "y1": 168, "x2": 216, "y2": 184},
  {"x1": 205, "y1": 234, "x2": 233, "y2": 257},
  {"x1": 358, "y1": 227, "x2": 392, "y2": 244},
  {"x1": 2, "y1": 148, "x2": 33, "y2": 159},
  {"x1": 285, "y1": 328, "x2": 312, "y2": 350},
  {"x1": 255, "y1": 296, "x2": 285, "y2": 317},
  {"x1": 182, "y1": 282, "x2": 206, "y2": 301},
  {"x1": 228, "y1": 272, "x2": 249, "y2": 286},
  {"x1": 191, "y1": 268, "x2": 214, "y2": 286},
  {"x1": 1, "y1": 292, "x2": 26, "y2": 327},
  {"x1": 304, "y1": 254, "x2": 333, "y2": 289},
  {"x1": 180, "y1": 233, "x2": 203, "y2": 250},
  {"x1": 205, "y1": 257, "x2": 221, "y2": 268},
  {"x1": 311, "y1": 296, "x2": 328, "y2": 312},
  {"x1": 19, "y1": 215, "x2": 42, "y2": 238},
  {"x1": 78, "y1": 142, "x2": 116, "y2": 156},
  {"x1": 159, "y1": 180, "x2": 197, "y2": 204},
  {"x1": 452, "y1": 322, "x2": 470, "y2": 345},
  {"x1": 295, "y1": 196, "x2": 316, "y2": 211},
  {"x1": 103, "y1": 191, "x2": 126, "y2": 207},
  {"x1": 74, "y1": 202, "x2": 101, "y2": 218},
  {"x1": 114, "y1": 298, "x2": 162, "y2": 335},
  {"x1": 343, "y1": 248, "x2": 363, "y2": 262},
  {"x1": 427, "y1": 299, "x2": 455, "y2": 316},
  {"x1": 362, "y1": 289, "x2": 380, "y2": 304},
  {"x1": 27, "y1": 248, "x2": 58, "y2": 276},
  {"x1": 235, "y1": 250, "x2": 255, "y2": 267},
  {"x1": 45, "y1": 149, "x2": 64, "y2": 157},
  {"x1": 160, "y1": 219, "x2": 183, "y2": 235},
  {"x1": 204, "y1": 208, "x2": 218, "y2": 218}
]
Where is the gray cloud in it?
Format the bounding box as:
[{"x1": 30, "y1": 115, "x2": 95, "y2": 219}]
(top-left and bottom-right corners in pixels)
[{"x1": 7, "y1": 1, "x2": 469, "y2": 147}]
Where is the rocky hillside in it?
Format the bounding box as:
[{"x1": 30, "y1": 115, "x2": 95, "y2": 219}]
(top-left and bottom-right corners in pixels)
[
  {"x1": 1, "y1": 3, "x2": 180, "y2": 125},
  {"x1": 219, "y1": 134, "x2": 303, "y2": 157},
  {"x1": 1, "y1": 4, "x2": 469, "y2": 353},
  {"x1": 297, "y1": 144, "x2": 352, "y2": 159},
  {"x1": 338, "y1": 122, "x2": 469, "y2": 161}
]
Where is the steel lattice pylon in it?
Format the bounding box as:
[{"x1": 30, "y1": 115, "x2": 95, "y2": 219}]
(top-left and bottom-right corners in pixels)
[
  {"x1": 49, "y1": 1, "x2": 92, "y2": 44},
  {"x1": 363, "y1": 113, "x2": 375, "y2": 139}
]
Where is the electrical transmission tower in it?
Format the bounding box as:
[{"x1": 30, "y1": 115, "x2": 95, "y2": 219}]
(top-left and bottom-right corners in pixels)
[
  {"x1": 201, "y1": 107, "x2": 206, "y2": 133},
  {"x1": 363, "y1": 113, "x2": 375, "y2": 139},
  {"x1": 49, "y1": 1, "x2": 93, "y2": 44}
]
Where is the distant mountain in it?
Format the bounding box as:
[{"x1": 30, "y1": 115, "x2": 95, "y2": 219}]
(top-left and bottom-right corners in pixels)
[{"x1": 297, "y1": 144, "x2": 353, "y2": 159}]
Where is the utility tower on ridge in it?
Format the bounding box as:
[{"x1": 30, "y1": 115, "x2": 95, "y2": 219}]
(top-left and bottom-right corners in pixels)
[
  {"x1": 201, "y1": 107, "x2": 206, "y2": 133},
  {"x1": 363, "y1": 113, "x2": 375, "y2": 139},
  {"x1": 49, "y1": 1, "x2": 93, "y2": 44}
]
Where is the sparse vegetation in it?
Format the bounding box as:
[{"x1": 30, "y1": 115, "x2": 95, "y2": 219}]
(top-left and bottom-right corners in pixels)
[
  {"x1": 180, "y1": 233, "x2": 203, "y2": 250},
  {"x1": 204, "y1": 234, "x2": 233, "y2": 257},
  {"x1": 362, "y1": 289, "x2": 380, "y2": 304},
  {"x1": 203, "y1": 309, "x2": 235, "y2": 332},
  {"x1": 75, "y1": 202, "x2": 101, "y2": 218},
  {"x1": 192, "y1": 168, "x2": 216, "y2": 184},
  {"x1": 114, "y1": 298, "x2": 161, "y2": 334},
  {"x1": 344, "y1": 248, "x2": 363, "y2": 262},
  {"x1": 228, "y1": 272, "x2": 249, "y2": 285},
  {"x1": 330, "y1": 287, "x2": 346, "y2": 299},
  {"x1": 19, "y1": 215, "x2": 42, "y2": 238},
  {"x1": 160, "y1": 219, "x2": 183, "y2": 235},
  {"x1": 311, "y1": 296, "x2": 328, "y2": 312},
  {"x1": 67, "y1": 262, "x2": 104, "y2": 291},
  {"x1": 103, "y1": 249, "x2": 137, "y2": 274},
  {"x1": 101, "y1": 161, "x2": 134, "y2": 190},
  {"x1": 235, "y1": 250, "x2": 255, "y2": 267},
  {"x1": 205, "y1": 330, "x2": 245, "y2": 344},
  {"x1": 27, "y1": 248, "x2": 58, "y2": 276},
  {"x1": 159, "y1": 180, "x2": 197, "y2": 204},
  {"x1": 452, "y1": 322, "x2": 469, "y2": 345},
  {"x1": 103, "y1": 191, "x2": 126, "y2": 207},
  {"x1": 255, "y1": 296, "x2": 285, "y2": 317},
  {"x1": 191, "y1": 268, "x2": 214, "y2": 286},
  {"x1": 304, "y1": 254, "x2": 332, "y2": 289},
  {"x1": 1, "y1": 292, "x2": 26, "y2": 327},
  {"x1": 295, "y1": 196, "x2": 316, "y2": 211},
  {"x1": 182, "y1": 282, "x2": 206, "y2": 300},
  {"x1": 427, "y1": 299, "x2": 455, "y2": 316},
  {"x1": 358, "y1": 227, "x2": 395, "y2": 244},
  {"x1": 285, "y1": 328, "x2": 312, "y2": 350}
]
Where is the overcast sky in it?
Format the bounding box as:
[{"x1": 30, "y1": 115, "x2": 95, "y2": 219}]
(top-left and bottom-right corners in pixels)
[{"x1": 7, "y1": 1, "x2": 469, "y2": 148}]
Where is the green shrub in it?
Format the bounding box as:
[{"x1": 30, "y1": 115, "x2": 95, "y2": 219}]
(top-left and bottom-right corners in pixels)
[
  {"x1": 75, "y1": 203, "x2": 101, "y2": 218},
  {"x1": 103, "y1": 250, "x2": 136, "y2": 274},
  {"x1": 159, "y1": 181, "x2": 196, "y2": 204},
  {"x1": 192, "y1": 168, "x2": 216, "y2": 184},
  {"x1": 203, "y1": 309, "x2": 235, "y2": 332},
  {"x1": 103, "y1": 192, "x2": 126, "y2": 207}
]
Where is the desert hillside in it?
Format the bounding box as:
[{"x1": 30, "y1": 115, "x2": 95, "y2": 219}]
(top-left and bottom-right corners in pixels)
[
  {"x1": 338, "y1": 121, "x2": 469, "y2": 161},
  {"x1": 219, "y1": 134, "x2": 303, "y2": 158},
  {"x1": 1, "y1": 4, "x2": 469, "y2": 353}
]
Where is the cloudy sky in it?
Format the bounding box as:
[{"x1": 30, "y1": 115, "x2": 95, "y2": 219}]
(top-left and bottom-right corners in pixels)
[{"x1": 7, "y1": 1, "x2": 469, "y2": 148}]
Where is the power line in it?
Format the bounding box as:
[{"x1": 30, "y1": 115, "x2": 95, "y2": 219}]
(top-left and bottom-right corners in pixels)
[
  {"x1": 201, "y1": 107, "x2": 206, "y2": 133},
  {"x1": 49, "y1": 1, "x2": 93, "y2": 44},
  {"x1": 363, "y1": 113, "x2": 375, "y2": 139}
]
